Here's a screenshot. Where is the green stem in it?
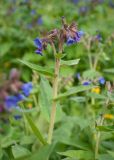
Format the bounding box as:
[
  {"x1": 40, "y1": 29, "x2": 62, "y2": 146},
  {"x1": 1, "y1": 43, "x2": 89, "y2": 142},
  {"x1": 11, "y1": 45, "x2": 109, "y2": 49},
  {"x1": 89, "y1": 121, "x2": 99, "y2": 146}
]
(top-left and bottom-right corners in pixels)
[
  {"x1": 47, "y1": 57, "x2": 60, "y2": 144},
  {"x1": 93, "y1": 51, "x2": 102, "y2": 70},
  {"x1": 95, "y1": 115, "x2": 104, "y2": 160},
  {"x1": 20, "y1": 103, "x2": 29, "y2": 135},
  {"x1": 88, "y1": 51, "x2": 93, "y2": 69}
]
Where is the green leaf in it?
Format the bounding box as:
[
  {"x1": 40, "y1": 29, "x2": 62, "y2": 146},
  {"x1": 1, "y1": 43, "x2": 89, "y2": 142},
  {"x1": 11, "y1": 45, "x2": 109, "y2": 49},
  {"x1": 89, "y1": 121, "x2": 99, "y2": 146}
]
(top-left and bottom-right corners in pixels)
[
  {"x1": 55, "y1": 53, "x2": 66, "y2": 59},
  {"x1": 27, "y1": 144, "x2": 55, "y2": 160},
  {"x1": 25, "y1": 114, "x2": 47, "y2": 145},
  {"x1": 87, "y1": 92, "x2": 106, "y2": 99},
  {"x1": 58, "y1": 150, "x2": 94, "y2": 160},
  {"x1": 39, "y1": 76, "x2": 64, "y2": 122},
  {"x1": 97, "y1": 125, "x2": 114, "y2": 132},
  {"x1": 61, "y1": 59, "x2": 80, "y2": 66},
  {"x1": 107, "y1": 151, "x2": 114, "y2": 158},
  {"x1": 70, "y1": 96, "x2": 86, "y2": 102},
  {"x1": 0, "y1": 149, "x2": 3, "y2": 159},
  {"x1": 12, "y1": 145, "x2": 31, "y2": 159},
  {"x1": 98, "y1": 154, "x2": 114, "y2": 160},
  {"x1": 102, "y1": 141, "x2": 114, "y2": 150},
  {"x1": 104, "y1": 69, "x2": 114, "y2": 73},
  {"x1": 17, "y1": 59, "x2": 54, "y2": 76},
  {"x1": 20, "y1": 135, "x2": 35, "y2": 145},
  {"x1": 54, "y1": 85, "x2": 95, "y2": 100},
  {"x1": 83, "y1": 69, "x2": 100, "y2": 79},
  {"x1": 1, "y1": 137, "x2": 18, "y2": 148}
]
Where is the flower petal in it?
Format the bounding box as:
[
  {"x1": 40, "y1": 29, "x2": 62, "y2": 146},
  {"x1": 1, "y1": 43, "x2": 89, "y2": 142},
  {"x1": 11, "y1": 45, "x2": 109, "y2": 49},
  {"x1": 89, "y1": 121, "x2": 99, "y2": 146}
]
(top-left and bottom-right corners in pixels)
[{"x1": 34, "y1": 38, "x2": 42, "y2": 48}]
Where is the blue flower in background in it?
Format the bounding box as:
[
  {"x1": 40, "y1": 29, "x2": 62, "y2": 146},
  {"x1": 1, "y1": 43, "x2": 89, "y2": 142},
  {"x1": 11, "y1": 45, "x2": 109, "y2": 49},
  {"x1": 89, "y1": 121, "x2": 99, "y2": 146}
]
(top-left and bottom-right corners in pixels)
[
  {"x1": 83, "y1": 81, "x2": 91, "y2": 86},
  {"x1": 21, "y1": 82, "x2": 33, "y2": 97},
  {"x1": 30, "y1": 10, "x2": 36, "y2": 15},
  {"x1": 72, "y1": 0, "x2": 79, "y2": 4},
  {"x1": 5, "y1": 94, "x2": 25, "y2": 109},
  {"x1": 34, "y1": 38, "x2": 43, "y2": 55},
  {"x1": 14, "y1": 115, "x2": 22, "y2": 120},
  {"x1": 96, "y1": 34, "x2": 102, "y2": 41},
  {"x1": 98, "y1": 77, "x2": 105, "y2": 85},
  {"x1": 76, "y1": 73, "x2": 81, "y2": 80},
  {"x1": 79, "y1": 6, "x2": 88, "y2": 15},
  {"x1": 109, "y1": 0, "x2": 114, "y2": 8},
  {"x1": 37, "y1": 16, "x2": 43, "y2": 25}
]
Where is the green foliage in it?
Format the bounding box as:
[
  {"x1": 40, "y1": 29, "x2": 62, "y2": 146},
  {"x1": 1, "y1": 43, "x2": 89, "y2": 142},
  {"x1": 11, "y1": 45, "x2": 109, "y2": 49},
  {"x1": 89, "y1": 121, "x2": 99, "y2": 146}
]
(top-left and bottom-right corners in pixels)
[{"x1": 25, "y1": 114, "x2": 47, "y2": 145}]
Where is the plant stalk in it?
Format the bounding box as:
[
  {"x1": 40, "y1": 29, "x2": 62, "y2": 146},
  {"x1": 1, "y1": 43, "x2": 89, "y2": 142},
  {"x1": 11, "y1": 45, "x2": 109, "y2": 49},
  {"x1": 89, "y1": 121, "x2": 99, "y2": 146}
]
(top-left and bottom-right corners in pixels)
[
  {"x1": 95, "y1": 115, "x2": 104, "y2": 160},
  {"x1": 47, "y1": 43, "x2": 60, "y2": 144}
]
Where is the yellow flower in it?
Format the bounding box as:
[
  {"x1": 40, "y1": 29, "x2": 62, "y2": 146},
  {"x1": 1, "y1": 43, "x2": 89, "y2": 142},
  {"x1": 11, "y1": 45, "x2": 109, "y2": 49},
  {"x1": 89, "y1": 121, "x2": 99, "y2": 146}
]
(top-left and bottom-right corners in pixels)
[
  {"x1": 103, "y1": 114, "x2": 114, "y2": 120},
  {"x1": 27, "y1": 103, "x2": 32, "y2": 109},
  {"x1": 91, "y1": 87, "x2": 100, "y2": 94}
]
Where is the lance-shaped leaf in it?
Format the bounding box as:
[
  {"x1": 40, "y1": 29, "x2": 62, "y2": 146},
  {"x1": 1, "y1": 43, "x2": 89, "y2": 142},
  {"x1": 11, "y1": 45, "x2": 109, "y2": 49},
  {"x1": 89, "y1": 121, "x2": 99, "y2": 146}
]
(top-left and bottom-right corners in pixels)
[
  {"x1": 54, "y1": 85, "x2": 95, "y2": 100},
  {"x1": 17, "y1": 59, "x2": 54, "y2": 76},
  {"x1": 87, "y1": 92, "x2": 106, "y2": 99},
  {"x1": 104, "y1": 68, "x2": 114, "y2": 73},
  {"x1": 25, "y1": 114, "x2": 47, "y2": 145},
  {"x1": 60, "y1": 59, "x2": 80, "y2": 66},
  {"x1": 39, "y1": 76, "x2": 64, "y2": 122},
  {"x1": 97, "y1": 125, "x2": 114, "y2": 132}
]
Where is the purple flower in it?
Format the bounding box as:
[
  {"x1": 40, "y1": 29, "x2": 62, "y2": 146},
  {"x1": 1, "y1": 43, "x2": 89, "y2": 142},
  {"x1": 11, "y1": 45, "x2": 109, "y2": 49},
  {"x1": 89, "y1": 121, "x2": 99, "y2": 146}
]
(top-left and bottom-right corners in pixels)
[
  {"x1": 79, "y1": 6, "x2": 88, "y2": 15},
  {"x1": 37, "y1": 16, "x2": 43, "y2": 25},
  {"x1": 34, "y1": 38, "x2": 43, "y2": 55},
  {"x1": 5, "y1": 94, "x2": 25, "y2": 109},
  {"x1": 67, "y1": 31, "x2": 84, "y2": 45},
  {"x1": 74, "y1": 31, "x2": 84, "y2": 42},
  {"x1": 67, "y1": 37, "x2": 75, "y2": 45},
  {"x1": 30, "y1": 10, "x2": 36, "y2": 15},
  {"x1": 72, "y1": 0, "x2": 79, "y2": 4},
  {"x1": 82, "y1": 81, "x2": 91, "y2": 86},
  {"x1": 98, "y1": 77, "x2": 105, "y2": 85},
  {"x1": 96, "y1": 34, "x2": 102, "y2": 41},
  {"x1": 21, "y1": 82, "x2": 33, "y2": 97},
  {"x1": 76, "y1": 73, "x2": 81, "y2": 80},
  {"x1": 14, "y1": 115, "x2": 22, "y2": 120}
]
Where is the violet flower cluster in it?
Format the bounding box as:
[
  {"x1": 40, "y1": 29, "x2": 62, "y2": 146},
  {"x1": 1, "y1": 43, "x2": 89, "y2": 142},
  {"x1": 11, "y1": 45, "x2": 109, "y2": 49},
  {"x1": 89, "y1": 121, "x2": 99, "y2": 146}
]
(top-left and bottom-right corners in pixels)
[{"x1": 34, "y1": 17, "x2": 84, "y2": 55}]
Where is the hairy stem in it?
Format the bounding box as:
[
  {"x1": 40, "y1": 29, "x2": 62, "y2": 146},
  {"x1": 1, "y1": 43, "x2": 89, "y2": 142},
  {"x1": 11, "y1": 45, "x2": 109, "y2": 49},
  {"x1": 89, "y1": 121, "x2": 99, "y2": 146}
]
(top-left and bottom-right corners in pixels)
[
  {"x1": 47, "y1": 58, "x2": 60, "y2": 144},
  {"x1": 88, "y1": 52, "x2": 93, "y2": 69},
  {"x1": 95, "y1": 115, "x2": 104, "y2": 160}
]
